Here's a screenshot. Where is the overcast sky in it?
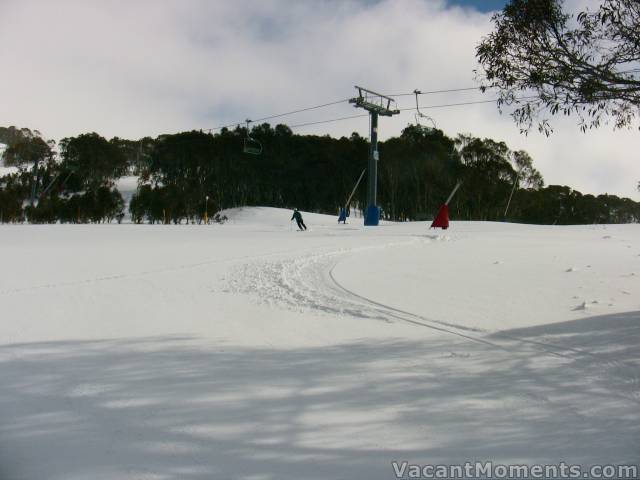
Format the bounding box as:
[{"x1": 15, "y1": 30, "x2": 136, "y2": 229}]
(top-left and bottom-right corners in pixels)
[{"x1": 1, "y1": 0, "x2": 638, "y2": 199}]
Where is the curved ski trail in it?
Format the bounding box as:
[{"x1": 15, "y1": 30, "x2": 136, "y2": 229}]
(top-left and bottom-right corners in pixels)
[{"x1": 229, "y1": 240, "x2": 640, "y2": 402}]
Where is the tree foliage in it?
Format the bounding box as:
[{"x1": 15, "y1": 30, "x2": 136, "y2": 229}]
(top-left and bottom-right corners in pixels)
[
  {"x1": 0, "y1": 126, "x2": 37, "y2": 148},
  {"x1": 476, "y1": 0, "x2": 640, "y2": 134},
  {"x1": 3, "y1": 132, "x2": 55, "y2": 171},
  {"x1": 0, "y1": 124, "x2": 638, "y2": 225},
  {"x1": 59, "y1": 133, "x2": 128, "y2": 190}
]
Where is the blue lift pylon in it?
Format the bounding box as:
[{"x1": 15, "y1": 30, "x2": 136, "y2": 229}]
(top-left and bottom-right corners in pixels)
[{"x1": 349, "y1": 86, "x2": 399, "y2": 226}]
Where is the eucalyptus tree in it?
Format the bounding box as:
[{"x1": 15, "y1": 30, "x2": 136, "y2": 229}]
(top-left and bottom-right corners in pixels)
[{"x1": 477, "y1": 0, "x2": 640, "y2": 134}]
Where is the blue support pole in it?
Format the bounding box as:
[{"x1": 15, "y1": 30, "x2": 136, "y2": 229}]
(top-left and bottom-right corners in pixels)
[{"x1": 364, "y1": 112, "x2": 379, "y2": 226}]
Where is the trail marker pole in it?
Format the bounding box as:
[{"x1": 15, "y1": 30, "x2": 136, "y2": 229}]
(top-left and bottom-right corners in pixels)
[
  {"x1": 445, "y1": 181, "x2": 462, "y2": 205},
  {"x1": 345, "y1": 168, "x2": 366, "y2": 210},
  {"x1": 504, "y1": 174, "x2": 519, "y2": 220}
]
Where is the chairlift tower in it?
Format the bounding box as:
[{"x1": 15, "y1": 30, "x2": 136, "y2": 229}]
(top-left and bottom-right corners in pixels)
[{"x1": 349, "y1": 86, "x2": 399, "y2": 226}]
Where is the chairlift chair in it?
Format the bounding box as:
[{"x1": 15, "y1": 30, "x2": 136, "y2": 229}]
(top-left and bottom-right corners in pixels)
[
  {"x1": 243, "y1": 119, "x2": 263, "y2": 155},
  {"x1": 413, "y1": 89, "x2": 437, "y2": 132},
  {"x1": 414, "y1": 112, "x2": 437, "y2": 131}
]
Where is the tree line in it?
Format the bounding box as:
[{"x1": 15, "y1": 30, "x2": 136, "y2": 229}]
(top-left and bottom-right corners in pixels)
[{"x1": 0, "y1": 124, "x2": 638, "y2": 225}]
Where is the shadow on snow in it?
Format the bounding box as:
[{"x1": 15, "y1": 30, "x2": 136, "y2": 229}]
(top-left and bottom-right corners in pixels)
[{"x1": 1, "y1": 311, "x2": 639, "y2": 480}]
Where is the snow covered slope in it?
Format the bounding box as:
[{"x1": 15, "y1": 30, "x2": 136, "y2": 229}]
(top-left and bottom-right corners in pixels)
[
  {"x1": 0, "y1": 208, "x2": 638, "y2": 479},
  {"x1": 115, "y1": 175, "x2": 139, "y2": 214}
]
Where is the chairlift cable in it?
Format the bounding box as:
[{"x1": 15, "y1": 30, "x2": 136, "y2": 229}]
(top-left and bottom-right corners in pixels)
[
  {"x1": 288, "y1": 113, "x2": 369, "y2": 129},
  {"x1": 206, "y1": 86, "x2": 489, "y2": 132},
  {"x1": 286, "y1": 96, "x2": 538, "y2": 130},
  {"x1": 251, "y1": 98, "x2": 351, "y2": 123},
  {"x1": 210, "y1": 98, "x2": 351, "y2": 131},
  {"x1": 397, "y1": 95, "x2": 540, "y2": 112},
  {"x1": 382, "y1": 86, "x2": 484, "y2": 97}
]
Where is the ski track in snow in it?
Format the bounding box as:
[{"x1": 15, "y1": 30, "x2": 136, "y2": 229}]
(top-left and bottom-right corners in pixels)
[
  {"x1": 226, "y1": 238, "x2": 457, "y2": 327},
  {"x1": 0, "y1": 243, "x2": 340, "y2": 297},
  {"x1": 229, "y1": 239, "x2": 640, "y2": 403}
]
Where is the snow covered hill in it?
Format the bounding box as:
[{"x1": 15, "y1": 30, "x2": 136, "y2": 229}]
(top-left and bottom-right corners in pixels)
[
  {"x1": 115, "y1": 175, "x2": 139, "y2": 211},
  {"x1": 1, "y1": 208, "x2": 638, "y2": 479}
]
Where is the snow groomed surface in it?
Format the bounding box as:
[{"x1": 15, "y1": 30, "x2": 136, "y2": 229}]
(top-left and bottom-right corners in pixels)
[{"x1": 1, "y1": 207, "x2": 638, "y2": 479}]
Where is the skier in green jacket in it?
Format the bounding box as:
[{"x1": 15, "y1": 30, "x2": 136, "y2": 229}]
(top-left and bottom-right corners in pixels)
[{"x1": 291, "y1": 209, "x2": 307, "y2": 231}]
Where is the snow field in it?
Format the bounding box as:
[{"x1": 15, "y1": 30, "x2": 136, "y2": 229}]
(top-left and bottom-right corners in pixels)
[{"x1": 0, "y1": 207, "x2": 638, "y2": 479}]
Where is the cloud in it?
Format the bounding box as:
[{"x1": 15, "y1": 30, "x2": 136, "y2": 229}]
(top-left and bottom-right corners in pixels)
[{"x1": 0, "y1": 0, "x2": 637, "y2": 199}]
